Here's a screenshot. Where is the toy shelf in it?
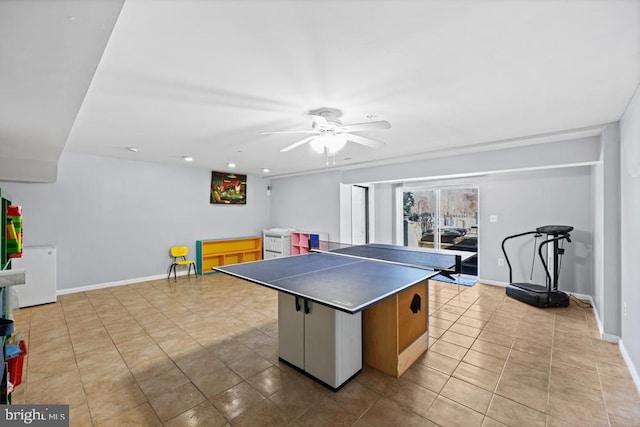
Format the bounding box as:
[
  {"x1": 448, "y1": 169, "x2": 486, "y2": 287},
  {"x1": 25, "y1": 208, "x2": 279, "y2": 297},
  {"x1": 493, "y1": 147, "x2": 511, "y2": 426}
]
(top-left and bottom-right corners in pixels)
[
  {"x1": 196, "y1": 236, "x2": 262, "y2": 275},
  {"x1": 291, "y1": 231, "x2": 328, "y2": 255}
]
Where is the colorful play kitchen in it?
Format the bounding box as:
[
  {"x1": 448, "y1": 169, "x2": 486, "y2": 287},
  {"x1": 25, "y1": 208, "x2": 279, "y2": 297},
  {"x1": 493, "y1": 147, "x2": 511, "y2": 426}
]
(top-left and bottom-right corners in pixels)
[{"x1": 0, "y1": 188, "x2": 27, "y2": 404}]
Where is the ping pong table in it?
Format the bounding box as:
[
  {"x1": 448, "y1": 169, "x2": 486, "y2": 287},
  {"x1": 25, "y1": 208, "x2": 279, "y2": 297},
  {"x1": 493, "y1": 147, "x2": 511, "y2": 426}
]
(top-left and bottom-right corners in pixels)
[{"x1": 215, "y1": 242, "x2": 472, "y2": 390}]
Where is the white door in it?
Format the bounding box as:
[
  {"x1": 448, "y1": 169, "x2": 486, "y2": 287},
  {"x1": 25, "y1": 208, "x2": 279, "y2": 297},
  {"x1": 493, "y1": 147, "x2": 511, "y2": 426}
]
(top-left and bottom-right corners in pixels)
[{"x1": 351, "y1": 186, "x2": 367, "y2": 244}]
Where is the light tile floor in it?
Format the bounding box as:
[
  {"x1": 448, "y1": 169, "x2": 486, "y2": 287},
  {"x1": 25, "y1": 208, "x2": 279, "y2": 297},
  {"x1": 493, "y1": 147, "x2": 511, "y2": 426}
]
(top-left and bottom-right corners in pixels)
[{"x1": 9, "y1": 274, "x2": 640, "y2": 426}]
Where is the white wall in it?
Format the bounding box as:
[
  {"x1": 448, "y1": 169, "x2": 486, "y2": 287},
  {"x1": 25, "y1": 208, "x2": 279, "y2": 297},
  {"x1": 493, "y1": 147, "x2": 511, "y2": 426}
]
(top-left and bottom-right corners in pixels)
[
  {"x1": 0, "y1": 152, "x2": 271, "y2": 290},
  {"x1": 592, "y1": 124, "x2": 622, "y2": 338},
  {"x1": 268, "y1": 171, "x2": 342, "y2": 240},
  {"x1": 478, "y1": 168, "x2": 592, "y2": 292},
  {"x1": 620, "y1": 84, "x2": 640, "y2": 384},
  {"x1": 372, "y1": 183, "x2": 394, "y2": 244},
  {"x1": 342, "y1": 136, "x2": 600, "y2": 185},
  {"x1": 369, "y1": 167, "x2": 592, "y2": 292}
]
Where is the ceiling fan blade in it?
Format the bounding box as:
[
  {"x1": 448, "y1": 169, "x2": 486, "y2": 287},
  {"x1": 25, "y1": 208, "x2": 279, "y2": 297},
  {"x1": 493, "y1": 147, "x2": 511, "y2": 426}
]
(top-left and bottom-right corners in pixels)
[
  {"x1": 346, "y1": 133, "x2": 385, "y2": 149},
  {"x1": 260, "y1": 130, "x2": 319, "y2": 135},
  {"x1": 340, "y1": 120, "x2": 391, "y2": 133},
  {"x1": 280, "y1": 135, "x2": 317, "y2": 152}
]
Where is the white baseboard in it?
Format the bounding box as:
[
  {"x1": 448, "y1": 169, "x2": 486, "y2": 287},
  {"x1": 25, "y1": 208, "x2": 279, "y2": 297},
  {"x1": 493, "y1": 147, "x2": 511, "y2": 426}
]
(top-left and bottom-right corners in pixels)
[
  {"x1": 477, "y1": 278, "x2": 508, "y2": 287},
  {"x1": 619, "y1": 340, "x2": 640, "y2": 395},
  {"x1": 578, "y1": 293, "x2": 620, "y2": 343},
  {"x1": 56, "y1": 272, "x2": 184, "y2": 295}
]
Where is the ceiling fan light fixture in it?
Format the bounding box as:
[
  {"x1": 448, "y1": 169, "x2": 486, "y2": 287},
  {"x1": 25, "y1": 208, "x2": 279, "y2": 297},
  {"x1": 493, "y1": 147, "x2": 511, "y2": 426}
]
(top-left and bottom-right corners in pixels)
[{"x1": 310, "y1": 133, "x2": 347, "y2": 154}]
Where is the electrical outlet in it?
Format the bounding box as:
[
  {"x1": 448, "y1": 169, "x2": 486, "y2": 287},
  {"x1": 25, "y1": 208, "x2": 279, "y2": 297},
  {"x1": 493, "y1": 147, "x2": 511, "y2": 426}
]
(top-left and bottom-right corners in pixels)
[{"x1": 498, "y1": 258, "x2": 505, "y2": 267}]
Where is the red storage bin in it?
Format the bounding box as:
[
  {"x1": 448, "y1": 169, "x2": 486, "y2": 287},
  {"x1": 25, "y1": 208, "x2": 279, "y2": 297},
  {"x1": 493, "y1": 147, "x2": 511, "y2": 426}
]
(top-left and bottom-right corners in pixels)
[{"x1": 6, "y1": 340, "x2": 27, "y2": 387}]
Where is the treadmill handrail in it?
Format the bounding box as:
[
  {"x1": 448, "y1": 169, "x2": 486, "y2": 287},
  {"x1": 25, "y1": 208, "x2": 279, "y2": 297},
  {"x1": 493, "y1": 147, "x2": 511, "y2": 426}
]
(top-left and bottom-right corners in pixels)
[
  {"x1": 538, "y1": 233, "x2": 571, "y2": 292},
  {"x1": 501, "y1": 231, "x2": 541, "y2": 284}
]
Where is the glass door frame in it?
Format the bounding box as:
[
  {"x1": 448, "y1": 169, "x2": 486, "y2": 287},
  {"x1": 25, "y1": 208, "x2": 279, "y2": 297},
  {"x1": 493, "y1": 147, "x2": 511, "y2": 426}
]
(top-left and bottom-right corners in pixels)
[{"x1": 400, "y1": 183, "x2": 479, "y2": 276}]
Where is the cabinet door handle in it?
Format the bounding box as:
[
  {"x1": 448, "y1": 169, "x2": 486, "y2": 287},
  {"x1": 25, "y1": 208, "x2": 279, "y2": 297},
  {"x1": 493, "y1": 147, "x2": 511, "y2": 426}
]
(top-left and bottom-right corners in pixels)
[
  {"x1": 295, "y1": 296, "x2": 301, "y2": 312},
  {"x1": 304, "y1": 299, "x2": 310, "y2": 314}
]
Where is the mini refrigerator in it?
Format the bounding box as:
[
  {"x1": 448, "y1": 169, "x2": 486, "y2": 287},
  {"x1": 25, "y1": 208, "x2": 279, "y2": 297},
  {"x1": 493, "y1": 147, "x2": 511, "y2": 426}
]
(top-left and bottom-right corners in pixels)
[{"x1": 11, "y1": 246, "x2": 57, "y2": 308}]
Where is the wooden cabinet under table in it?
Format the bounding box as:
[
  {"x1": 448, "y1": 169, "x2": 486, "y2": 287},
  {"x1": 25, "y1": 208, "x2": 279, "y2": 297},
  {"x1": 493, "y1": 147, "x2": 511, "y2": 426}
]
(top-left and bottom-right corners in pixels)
[
  {"x1": 363, "y1": 280, "x2": 429, "y2": 377},
  {"x1": 196, "y1": 236, "x2": 262, "y2": 275}
]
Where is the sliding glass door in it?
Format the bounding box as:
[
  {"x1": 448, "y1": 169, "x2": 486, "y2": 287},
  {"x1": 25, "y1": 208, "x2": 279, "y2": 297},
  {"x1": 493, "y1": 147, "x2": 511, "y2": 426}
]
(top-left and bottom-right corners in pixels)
[{"x1": 403, "y1": 186, "x2": 478, "y2": 276}]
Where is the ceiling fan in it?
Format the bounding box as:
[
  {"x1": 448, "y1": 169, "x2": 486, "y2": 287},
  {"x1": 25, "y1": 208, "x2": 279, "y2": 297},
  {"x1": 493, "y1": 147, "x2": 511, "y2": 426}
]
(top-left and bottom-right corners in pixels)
[{"x1": 260, "y1": 108, "x2": 391, "y2": 156}]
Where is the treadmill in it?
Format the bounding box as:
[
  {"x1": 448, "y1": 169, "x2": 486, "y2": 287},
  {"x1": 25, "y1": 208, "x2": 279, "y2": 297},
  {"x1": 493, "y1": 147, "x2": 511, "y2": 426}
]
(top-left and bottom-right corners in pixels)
[{"x1": 501, "y1": 225, "x2": 572, "y2": 308}]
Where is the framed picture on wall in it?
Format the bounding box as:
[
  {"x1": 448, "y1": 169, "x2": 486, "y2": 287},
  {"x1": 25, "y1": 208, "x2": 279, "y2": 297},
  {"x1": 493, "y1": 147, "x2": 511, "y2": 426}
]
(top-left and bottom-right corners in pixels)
[{"x1": 210, "y1": 171, "x2": 247, "y2": 204}]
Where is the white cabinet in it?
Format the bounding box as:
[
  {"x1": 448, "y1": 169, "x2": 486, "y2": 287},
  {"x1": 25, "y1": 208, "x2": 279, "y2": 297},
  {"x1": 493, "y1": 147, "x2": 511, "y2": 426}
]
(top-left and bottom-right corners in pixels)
[
  {"x1": 277, "y1": 292, "x2": 362, "y2": 389},
  {"x1": 11, "y1": 246, "x2": 56, "y2": 308},
  {"x1": 262, "y1": 228, "x2": 294, "y2": 259}
]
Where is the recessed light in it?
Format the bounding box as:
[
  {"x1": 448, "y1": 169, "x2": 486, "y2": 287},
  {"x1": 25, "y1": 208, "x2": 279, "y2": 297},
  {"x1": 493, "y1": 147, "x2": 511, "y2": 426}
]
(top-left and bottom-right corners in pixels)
[
  {"x1": 125, "y1": 147, "x2": 138, "y2": 153},
  {"x1": 182, "y1": 156, "x2": 194, "y2": 162},
  {"x1": 262, "y1": 168, "x2": 270, "y2": 173},
  {"x1": 227, "y1": 162, "x2": 236, "y2": 168}
]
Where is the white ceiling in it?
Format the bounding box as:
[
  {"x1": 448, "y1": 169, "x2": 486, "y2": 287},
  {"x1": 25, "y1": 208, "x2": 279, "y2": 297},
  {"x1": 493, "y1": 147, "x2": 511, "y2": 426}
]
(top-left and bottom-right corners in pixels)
[{"x1": 2, "y1": 0, "x2": 639, "y2": 181}]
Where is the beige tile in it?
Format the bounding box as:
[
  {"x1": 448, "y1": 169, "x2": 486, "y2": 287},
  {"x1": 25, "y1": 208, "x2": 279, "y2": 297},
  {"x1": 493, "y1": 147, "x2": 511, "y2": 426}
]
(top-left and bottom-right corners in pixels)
[
  {"x1": 148, "y1": 382, "x2": 206, "y2": 422},
  {"x1": 26, "y1": 368, "x2": 86, "y2": 406},
  {"x1": 227, "y1": 352, "x2": 273, "y2": 379},
  {"x1": 551, "y1": 346, "x2": 597, "y2": 372},
  {"x1": 246, "y1": 365, "x2": 298, "y2": 397},
  {"x1": 362, "y1": 397, "x2": 437, "y2": 427},
  {"x1": 486, "y1": 395, "x2": 546, "y2": 427},
  {"x1": 94, "y1": 403, "x2": 162, "y2": 427},
  {"x1": 507, "y1": 348, "x2": 550, "y2": 373},
  {"x1": 354, "y1": 365, "x2": 398, "y2": 395},
  {"x1": 164, "y1": 401, "x2": 227, "y2": 427},
  {"x1": 470, "y1": 339, "x2": 511, "y2": 360},
  {"x1": 17, "y1": 277, "x2": 640, "y2": 427},
  {"x1": 456, "y1": 315, "x2": 487, "y2": 329},
  {"x1": 330, "y1": 379, "x2": 381, "y2": 416},
  {"x1": 385, "y1": 378, "x2": 437, "y2": 418},
  {"x1": 501, "y1": 359, "x2": 549, "y2": 391},
  {"x1": 440, "y1": 330, "x2": 476, "y2": 348},
  {"x1": 449, "y1": 322, "x2": 482, "y2": 338},
  {"x1": 138, "y1": 365, "x2": 191, "y2": 400},
  {"x1": 192, "y1": 364, "x2": 244, "y2": 398},
  {"x1": 477, "y1": 330, "x2": 515, "y2": 348},
  {"x1": 297, "y1": 395, "x2": 357, "y2": 427},
  {"x1": 440, "y1": 377, "x2": 493, "y2": 414},
  {"x1": 597, "y1": 359, "x2": 632, "y2": 379},
  {"x1": 550, "y1": 360, "x2": 601, "y2": 391},
  {"x1": 417, "y1": 350, "x2": 460, "y2": 375},
  {"x1": 495, "y1": 374, "x2": 548, "y2": 413},
  {"x1": 482, "y1": 416, "x2": 509, "y2": 427},
  {"x1": 429, "y1": 340, "x2": 469, "y2": 360},
  {"x1": 452, "y1": 362, "x2": 500, "y2": 392},
  {"x1": 462, "y1": 349, "x2": 506, "y2": 375},
  {"x1": 546, "y1": 391, "x2": 609, "y2": 425},
  {"x1": 87, "y1": 384, "x2": 148, "y2": 425},
  {"x1": 403, "y1": 363, "x2": 450, "y2": 394},
  {"x1": 228, "y1": 399, "x2": 291, "y2": 427},
  {"x1": 268, "y1": 376, "x2": 323, "y2": 419},
  {"x1": 432, "y1": 309, "x2": 461, "y2": 322},
  {"x1": 83, "y1": 369, "x2": 139, "y2": 400},
  {"x1": 429, "y1": 325, "x2": 446, "y2": 339},
  {"x1": 173, "y1": 350, "x2": 226, "y2": 380},
  {"x1": 425, "y1": 395, "x2": 484, "y2": 427},
  {"x1": 211, "y1": 381, "x2": 265, "y2": 421},
  {"x1": 430, "y1": 316, "x2": 454, "y2": 330}
]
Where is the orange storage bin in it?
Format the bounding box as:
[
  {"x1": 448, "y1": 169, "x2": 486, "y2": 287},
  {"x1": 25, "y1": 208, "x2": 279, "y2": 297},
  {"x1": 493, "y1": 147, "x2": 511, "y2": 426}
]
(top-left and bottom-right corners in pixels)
[{"x1": 6, "y1": 340, "x2": 27, "y2": 387}]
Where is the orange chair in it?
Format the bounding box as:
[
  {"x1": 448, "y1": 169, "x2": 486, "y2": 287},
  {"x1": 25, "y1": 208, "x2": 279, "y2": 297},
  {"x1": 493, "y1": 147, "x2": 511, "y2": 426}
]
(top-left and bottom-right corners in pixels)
[{"x1": 168, "y1": 246, "x2": 197, "y2": 281}]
